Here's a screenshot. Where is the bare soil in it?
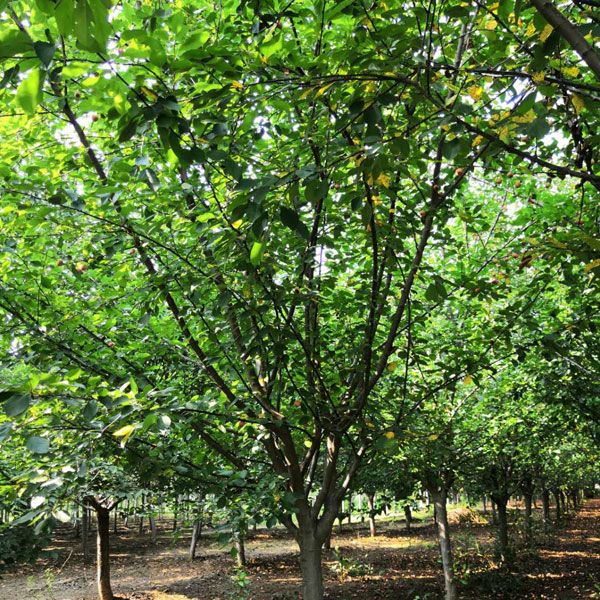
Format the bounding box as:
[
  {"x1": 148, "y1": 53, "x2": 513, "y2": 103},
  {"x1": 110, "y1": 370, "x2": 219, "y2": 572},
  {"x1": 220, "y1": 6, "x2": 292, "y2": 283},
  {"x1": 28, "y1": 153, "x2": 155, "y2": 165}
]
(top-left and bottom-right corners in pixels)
[{"x1": 1, "y1": 500, "x2": 598, "y2": 600}]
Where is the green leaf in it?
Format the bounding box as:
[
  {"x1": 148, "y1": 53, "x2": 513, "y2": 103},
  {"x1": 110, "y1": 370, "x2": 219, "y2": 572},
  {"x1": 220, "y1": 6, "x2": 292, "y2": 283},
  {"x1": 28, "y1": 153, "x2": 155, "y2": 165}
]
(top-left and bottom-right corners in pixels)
[
  {"x1": 279, "y1": 206, "x2": 310, "y2": 240},
  {"x1": 27, "y1": 436, "x2": 50, "y2": 454},
  {"x1": 4, "y1": 393, "x2": 30, "y2": 417},
  {"x1": 250, "y1": 241, "x2": 264, "y2": 266},
  {"x1": 15, "y1": 68, "x2": 45, "y2": 116},
  {"x1": 82, "y1": 399, "x2": 98, "y2": 421},
  {"x1": 33, "y1": 42, "x2": 56, "y2": 67},
  {"x1": 305, "y1": 179, "x2": 328, "y2": 203}
]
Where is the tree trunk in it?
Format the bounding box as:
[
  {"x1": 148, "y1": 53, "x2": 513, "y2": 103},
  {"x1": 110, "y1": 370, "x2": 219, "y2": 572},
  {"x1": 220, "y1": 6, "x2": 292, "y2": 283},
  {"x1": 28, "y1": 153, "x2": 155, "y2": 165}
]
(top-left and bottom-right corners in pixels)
[
  {"x1": 542, "y1": 488, "x2": 551, "y2": 531},
  {"x1": 403, "y1": 505, "x2": 412, "y2": 531},
  {"x1": 490, "y1": 499, "x2": 498, "y2": 525},
  {"x1": 431, "y1": 490, "x2": 456, "y2": 600},
  {"x1": 298, "y1": 532, "x2": 324, "y2": 600},
  {"x1": 113, "y1": 509, "x2": 118, "y2": 535},
  {"x1": 235, "y1": 531, "x2": 246, "y2": 567},
  {"x1": 367, "y1": 493, "x2": 376, "y2": 537},
  {"x1": 95, "y1": 506, "x2": 114, "y2": 600},
  {"x1": 482, "y1": 496, "x2": 487, "y2": 514},
  {"x1": 560, "y1": 490, "x2": 567, "y2": 515},
  {"x1": 553, "y1": 489, "x2": 561, "y2": 521},
  {"x1": 149, "y1": 515, "x2": 157, "y2": 544},
  {"x1": 189, "y1": 520, "x2": 202, "y2": 560},
  {"x1": 523, "y1": 492, "x2": 533, "y2": 545},
  {"x1": 495, "y1": 497, "x2": 510, "y2": 562},
  {"x1": 82, "y1": 504, "x2": 90, "y2": 562}
]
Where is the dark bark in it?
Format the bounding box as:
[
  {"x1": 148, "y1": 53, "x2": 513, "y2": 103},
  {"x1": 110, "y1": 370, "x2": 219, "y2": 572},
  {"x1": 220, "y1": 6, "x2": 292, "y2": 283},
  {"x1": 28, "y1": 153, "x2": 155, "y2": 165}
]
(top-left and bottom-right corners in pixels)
[
  {"x1": 149, "y1": 515, "x2": 157, "y2": 544},
  {"x1": 403, "y1": 505, "x2": 412, "y2": 531},
  {"x1": 524, "y1": 492, "x2": 533, "y2": 545},
  {"x1": 553, "y1": 489, "x2": 562, "y2": 521},
  {"x1": 530, "y1": 0, "x2": 600, "y2": 80},
  {"x1": 482, "y1": 496, "x2": 488, "y2": 515},
  {"x1": 431, "y1": 490, "x2": 456, "y2": 600},
  {"x1": 95, "y1": 506, "x2": 114, "y2": 600},
  {"x1": 235, "y1": 531, "x2": 246, "y2": 567},
  {"x1": 82, "y1": 504, "x2": 90, "y2": 562},
  {"x1": 542, "y1": 488, "x2": 551, "y2": 530}
]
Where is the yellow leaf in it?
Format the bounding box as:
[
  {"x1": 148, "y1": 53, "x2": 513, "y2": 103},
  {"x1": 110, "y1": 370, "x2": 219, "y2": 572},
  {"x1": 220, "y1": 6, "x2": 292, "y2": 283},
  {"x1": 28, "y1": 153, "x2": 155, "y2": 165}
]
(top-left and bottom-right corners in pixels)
[
  {"x1": 539, "y1": 23, "x2": 553, "y2": 42},
  {"x1": 512, "y1": 109, "x2": 536, "y2": 124},
  {"x1": 315, "y1": 82, "x2": 334, "y2": 97},
  {"x1": 498, "y1": 125, "x2": 511, "y2": 142},
  {"x1": 463, "y1": 374, "x2": 473, "y2": 385},
  {"x1": 532, "y1": 71, "x2": 545, "y2": 84},
  {"x1": 231, "y1": 219, "x2": 243, "y2": 230},
  {"x1": 113, "y1": 424, "x2": 136, "y2": 445},
  {"x1": 485, "y1": 19, "x2": 498, "y2": 30},
  {"x1": 584, "y1": 258, "x2": 600, "y2": 273},
  {"x1": 468, "y1": 85, "x2": 483, "y2": 101},
  {"x1": 526, "y1": 22, "x2": 536, "y2": 37},
  {"x1": 231, "y1": 80, "x2": 244, "y2": 90},
  {"x1": 428, "y1": 434, "x2": 439, "y2": 441},
  {"x1": 472, "y1": 135, "x2": 484, "y2": 147},
  {"x1": 387, "y1": 361, "x2": 398, "y2": 371},
  {"x1": 140, "y1": 86, "x2": 158, "y2": 101},
  {"x1": 572, "y1": 94, "x2": 585, "y2": 114},
  {"x1": 563, "y1": 66, "x2": 580, "y2": 78},
  {"x1": 384, "y1": 431, "x2": 395, "y2": 440},
  {"x1": 299, "y1": 87, "x2": 314, "y2": 100},
  {"x1": 377, "y1": 173, "x2": 391, "y2": 188}
]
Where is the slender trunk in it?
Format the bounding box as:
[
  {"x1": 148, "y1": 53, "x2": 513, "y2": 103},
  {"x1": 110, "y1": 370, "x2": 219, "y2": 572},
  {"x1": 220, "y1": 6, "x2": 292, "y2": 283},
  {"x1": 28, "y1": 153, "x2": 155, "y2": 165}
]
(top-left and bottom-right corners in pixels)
[
  {"x1": 149, "y1": 515, "x2": 157, "y2": 544},
  {"x1": 235, "y1": 531, "x2": 246, "y2": 567},
  {"x1": 95, "y1": 506, "x2": 114, "y2": 600},
  {"x1": 82, "y1": 504, "x2": 90, "y2": 562},
  {"x1": 490, "y1": 499, "x2": 498, "y2": 525},
  {"x1": 432, "y1": 490, "x2": 456, "y2": 600},
  {"x1": 553, "y1": 489, "x2": 561, "y2": 521},
  {"x1": 189, "y1": 520, "x2": 202, "y2": 560},
  {"x1": 113, "y1": 509, "x2": 118, "y2": 535},
  {"x1": 358, "y1": 494, "x2": 364, "y2": 523},
  {"x1": 495, "y1": 497, "x2": 510, "y2": 562},
  {"x1": 173, "y1": 499, "x2": 178, "y2": 531},
  {"x1": 542, "y1": 488, "x2": 551, "y2": 531},
  {"x1": 524, "y1": 493, "x2": 533, "y2": 545},
  {"x1": 367, "y1": 493, "x2": 376, "y2": 537},
  {"x1": 124, "y1": 500, "x2": 129, "y2": 528},
  {"x1": 403, "y1": 505, "x2": 412, "y2": 531},
  {"x1": 298, "y1": 532, "x2": 324, "y2": 600},
  {"x1": 482, "y1": 496, "x2": 487, "y2": 515},
  {"x1": 560, "y1": 490, "x2": 567, "y2": 515}
]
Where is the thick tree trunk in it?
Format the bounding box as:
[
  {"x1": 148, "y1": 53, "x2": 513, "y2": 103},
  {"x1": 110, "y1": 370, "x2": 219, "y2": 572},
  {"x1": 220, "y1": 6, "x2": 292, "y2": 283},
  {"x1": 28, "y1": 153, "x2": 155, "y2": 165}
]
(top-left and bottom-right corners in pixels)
[
  {"x1": 367, "y1": 493, "x2": 376, "y2": 537},
  {"x1": 403, "y1": 505, "x2": 412, "y2": 531},
  {"x1": 495, "y1": 497, "x2": 510, "y2": 562},
  {"x1": 432, "y1": 490, "x2": 456, "y2": 600},
  {"x1": 189, "y1": 520, "x2": 202, "y2": 560},
  {"x1": 298, "y1": 533, "x2": 324, "y2": 600},
  {"x1": 95, "y1": 506, "x2": 114, "y2": 600}
]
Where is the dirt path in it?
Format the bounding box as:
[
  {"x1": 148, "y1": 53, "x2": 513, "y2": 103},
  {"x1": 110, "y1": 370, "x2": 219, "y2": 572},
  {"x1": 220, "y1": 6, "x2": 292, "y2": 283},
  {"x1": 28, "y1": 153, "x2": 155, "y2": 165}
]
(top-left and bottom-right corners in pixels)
[{"x1": 1, "y1": 501, "x2": 598, "y2": 599}]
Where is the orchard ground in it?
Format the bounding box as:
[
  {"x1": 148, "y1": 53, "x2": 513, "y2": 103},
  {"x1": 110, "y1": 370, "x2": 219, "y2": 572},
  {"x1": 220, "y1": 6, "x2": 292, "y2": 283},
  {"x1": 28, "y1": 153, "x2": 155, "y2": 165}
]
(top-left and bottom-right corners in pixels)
[{"x1": 2, "y1": 500, "x2": 599, "y2": 600}]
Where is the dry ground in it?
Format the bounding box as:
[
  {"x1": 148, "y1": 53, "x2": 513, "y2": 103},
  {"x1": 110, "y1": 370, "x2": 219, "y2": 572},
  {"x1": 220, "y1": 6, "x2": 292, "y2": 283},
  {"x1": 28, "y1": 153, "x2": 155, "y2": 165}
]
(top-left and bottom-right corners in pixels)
[{"x1": 1, "y1": 500, "x2": 599, "y2": 599}]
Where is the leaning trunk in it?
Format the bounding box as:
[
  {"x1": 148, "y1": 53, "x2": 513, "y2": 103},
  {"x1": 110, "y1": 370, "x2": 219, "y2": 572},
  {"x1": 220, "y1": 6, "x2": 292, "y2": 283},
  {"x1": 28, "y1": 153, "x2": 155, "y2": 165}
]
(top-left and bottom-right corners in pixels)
[
  {"x1": 189, "y1": 520, "x2": 202, "y2": 560},
  {"x1": 431, "y1": 490, "x2": 456, "y2": 600},
  {"x1": 95, "y1": 506, "x2": 114, "y2": 600}
]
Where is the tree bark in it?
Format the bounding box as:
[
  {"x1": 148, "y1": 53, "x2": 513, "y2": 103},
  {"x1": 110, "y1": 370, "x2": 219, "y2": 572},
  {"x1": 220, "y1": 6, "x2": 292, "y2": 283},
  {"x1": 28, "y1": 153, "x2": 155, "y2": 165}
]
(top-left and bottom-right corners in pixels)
[
  {"x1": 367, "y1": 493, "x2": 376, "y2": 537},
  {"x1": 298, "y1": 532, "x2": 324, "y2": 600},
  {"x1": 113, "y1": 509, "x2": 118, "y2": 535},
  {"x1": 530, "y1": 0, "x2": 600, "y2": 81},
  {"x1": 495, "y1": 497, "x2": 510, "y2": 562},
  {"x1": 95, "y1": 506, "x2": 114, "y2": 600},
  {"x1": 82, "y1": 504, "x2": 90, "y2": 562},
  {"x1": 235, "y1": 531, "x2": 246, "y2": 567},
  {"x1": 524, "y1": 492, "x2": 533, "y2": 545},
  {"x1": 553, "y1": 489, "x2": 561, "y2": 521},
  {"x1": 149, "y1": 515, "x2": 157, "y2": 544},
  {"x1": 189, "y1": 520, "x2": 202, "y2": 560},
  {"x1": 542, "y1": 488, "x2": 551, "y2": 531},
  {"x1": 403, "y1": 505, "x2": 412, "y2": 531},
  {"x1": 482, "y1": 496, "x2": 488, "y2": 515},
  {"x1": 431, "y1": 490, "x2": 456, "y2": 600}
]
